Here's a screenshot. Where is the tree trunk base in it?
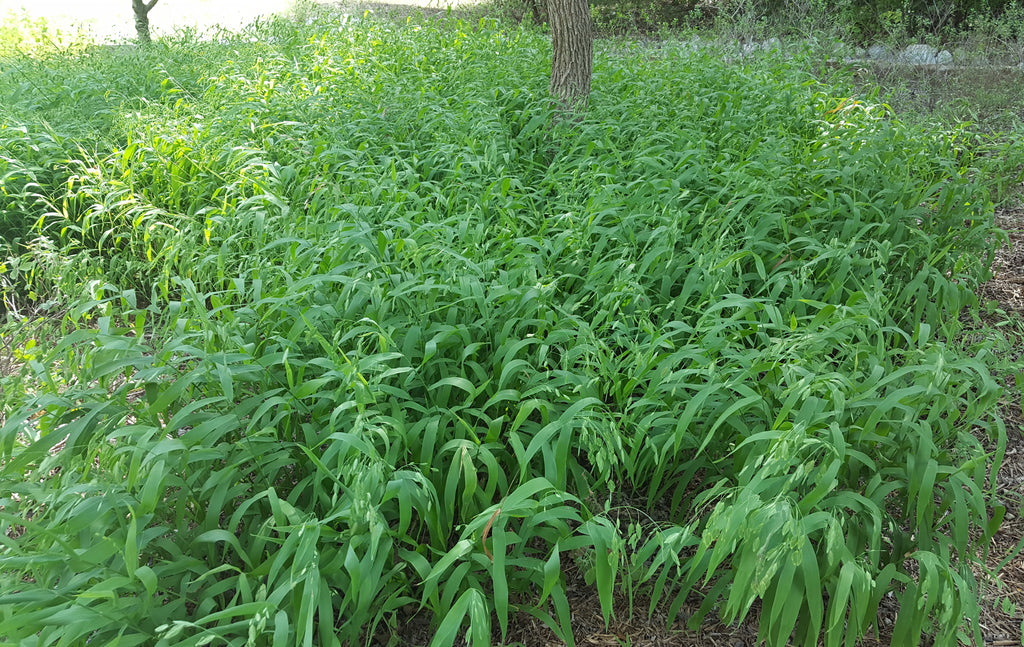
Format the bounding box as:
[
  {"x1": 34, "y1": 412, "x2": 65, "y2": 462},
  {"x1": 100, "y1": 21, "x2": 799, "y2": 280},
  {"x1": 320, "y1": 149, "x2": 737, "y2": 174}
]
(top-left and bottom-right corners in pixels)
[{"x1": 547, "y1": 0, "x2": 593, "y2": 110}]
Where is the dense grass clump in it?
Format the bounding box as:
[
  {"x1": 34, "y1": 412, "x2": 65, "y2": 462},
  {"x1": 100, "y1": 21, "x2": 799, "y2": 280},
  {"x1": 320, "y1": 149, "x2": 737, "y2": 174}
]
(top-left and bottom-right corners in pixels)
[{"x1": 0, "y1": 12, "x2": 1007, "y2": 647}]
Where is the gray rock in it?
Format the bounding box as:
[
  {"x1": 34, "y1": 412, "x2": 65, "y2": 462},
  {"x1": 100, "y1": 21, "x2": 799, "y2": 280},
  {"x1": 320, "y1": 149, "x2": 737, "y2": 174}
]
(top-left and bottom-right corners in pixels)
[
  {"x1": 900, "y1": 43, "x2": 936, "y2": 63},
  {"x1": 867, "y1": 44, "x2": 889, "y2": 60},
  {"x1": 741, "y1": 38, "x2": 783, "y2": 56},
  {"x1": 898, "y1": 43, "x2": 953, "y2": 65}
]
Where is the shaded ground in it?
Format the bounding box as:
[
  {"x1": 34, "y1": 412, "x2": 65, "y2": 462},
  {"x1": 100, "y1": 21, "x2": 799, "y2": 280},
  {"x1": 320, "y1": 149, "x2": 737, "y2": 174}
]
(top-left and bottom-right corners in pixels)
[
  {"x1": 974, "y1": 204, "x2": 1024, "y2": 647},
  {"x1": 851, "y1": 63, "x2": 1024, "y2": 135}
]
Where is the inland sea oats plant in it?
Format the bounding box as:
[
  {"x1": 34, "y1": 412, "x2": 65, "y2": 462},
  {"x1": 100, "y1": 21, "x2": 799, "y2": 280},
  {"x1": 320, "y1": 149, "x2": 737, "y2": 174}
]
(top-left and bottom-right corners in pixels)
[{"x1": 0, "y1": 9, "x2": 1011, "y2": 647}]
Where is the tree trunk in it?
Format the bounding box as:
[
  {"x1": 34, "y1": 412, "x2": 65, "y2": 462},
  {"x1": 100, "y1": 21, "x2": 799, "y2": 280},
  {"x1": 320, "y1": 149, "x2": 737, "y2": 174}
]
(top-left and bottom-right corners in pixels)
[
  {"x1": 547, "y1": 0, "x2": 592, "y2": 110},
  {"x1": 132, "y1": 0, "x2": 159, "y2": 44}
]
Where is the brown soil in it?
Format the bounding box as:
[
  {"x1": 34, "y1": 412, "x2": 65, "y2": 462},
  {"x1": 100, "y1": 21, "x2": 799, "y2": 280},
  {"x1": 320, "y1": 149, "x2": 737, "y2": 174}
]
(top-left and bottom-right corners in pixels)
[{"x1": 974, "y1": 204, "x2": 1024, "y2": 647}]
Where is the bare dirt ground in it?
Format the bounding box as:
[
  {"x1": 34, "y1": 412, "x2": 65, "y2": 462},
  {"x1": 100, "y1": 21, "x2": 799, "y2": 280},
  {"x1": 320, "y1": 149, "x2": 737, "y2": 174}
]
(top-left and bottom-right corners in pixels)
[{"x1": 974, "y1": 204, "x2": 1024, "y2": 647}]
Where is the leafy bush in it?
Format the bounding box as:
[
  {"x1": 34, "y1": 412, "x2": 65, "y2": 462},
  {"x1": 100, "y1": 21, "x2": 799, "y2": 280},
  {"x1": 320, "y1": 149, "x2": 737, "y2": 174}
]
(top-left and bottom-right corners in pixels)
[
  {"x1": 0, "y1": 13, "x2": 1007, "y2": 647},
  {"x1": 495, "y1": 0, "x2": 1024, "y2": 39},
  {"x1": 687, "y1": 0, "x2": 1022, "y2": 40},
  {"x1": 968, "y1": 0, "x2": 1024, "y2": 63}
]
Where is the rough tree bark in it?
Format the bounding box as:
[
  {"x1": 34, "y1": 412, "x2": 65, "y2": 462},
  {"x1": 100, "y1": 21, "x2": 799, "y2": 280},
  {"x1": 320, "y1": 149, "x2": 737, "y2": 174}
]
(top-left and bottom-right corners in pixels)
[
  {"x1": 132, "y1": 0, "x2": 160, "y2": 44},
  {"x1": 547, "y1": 0, "x2": 592, "y2": 110}
]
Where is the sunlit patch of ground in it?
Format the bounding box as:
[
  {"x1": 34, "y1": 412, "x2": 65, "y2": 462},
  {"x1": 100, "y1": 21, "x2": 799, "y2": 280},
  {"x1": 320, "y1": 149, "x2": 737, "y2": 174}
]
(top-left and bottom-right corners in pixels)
[
  {"x1": 0, "y1": 0, "x2": 476, "y2": 40},
  {"x1": 0, "y1": 0, "x2": 306, "y2": 39}
]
